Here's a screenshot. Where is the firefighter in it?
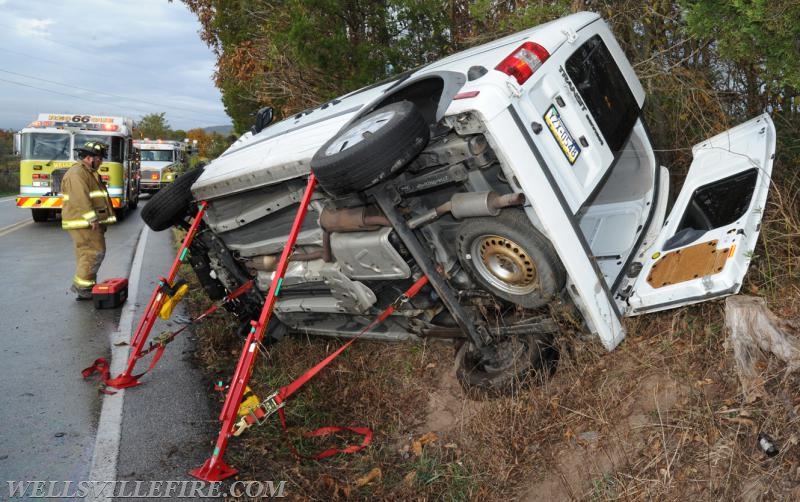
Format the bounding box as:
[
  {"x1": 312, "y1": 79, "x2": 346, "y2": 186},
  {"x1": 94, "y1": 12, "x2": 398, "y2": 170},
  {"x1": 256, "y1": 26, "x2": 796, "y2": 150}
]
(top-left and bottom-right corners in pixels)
[{"x1": 62, "y1": 141, "x2": 117, "y2": 300}]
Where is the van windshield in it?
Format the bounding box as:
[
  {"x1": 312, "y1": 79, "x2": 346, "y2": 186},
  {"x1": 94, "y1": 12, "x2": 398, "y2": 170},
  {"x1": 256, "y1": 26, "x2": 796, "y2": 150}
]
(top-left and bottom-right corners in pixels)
[{"x1": 565, "y1": 35, "x2": 639, "y2": 153}]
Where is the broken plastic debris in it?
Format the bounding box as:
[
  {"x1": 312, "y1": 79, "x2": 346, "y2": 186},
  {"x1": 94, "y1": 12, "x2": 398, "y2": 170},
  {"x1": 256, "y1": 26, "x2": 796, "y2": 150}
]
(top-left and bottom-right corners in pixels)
[{"x1": 758, "y1": 432, "x2": 779, "y2": 457}]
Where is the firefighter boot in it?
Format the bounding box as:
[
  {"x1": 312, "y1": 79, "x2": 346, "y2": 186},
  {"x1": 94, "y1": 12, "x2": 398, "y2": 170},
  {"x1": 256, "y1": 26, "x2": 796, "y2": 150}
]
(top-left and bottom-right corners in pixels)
[{"x1": 70, "y1": 284, "x2": 93, "y2": 301}]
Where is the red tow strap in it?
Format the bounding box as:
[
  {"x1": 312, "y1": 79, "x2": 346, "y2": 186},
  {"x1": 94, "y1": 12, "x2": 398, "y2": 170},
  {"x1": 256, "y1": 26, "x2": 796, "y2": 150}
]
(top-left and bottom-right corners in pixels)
[
  {"x1": 240, "y1": 275, "x2": 429, "y2": 459},
  {"x1": 81, "y1": 358, "x2": 116, "y2": 395},
  {"x1": 82, "y1": 280, "x2": 254, "y2": 392},
  {"x1": 302, "y1": 426, "x2": 374, "y2": 460}
]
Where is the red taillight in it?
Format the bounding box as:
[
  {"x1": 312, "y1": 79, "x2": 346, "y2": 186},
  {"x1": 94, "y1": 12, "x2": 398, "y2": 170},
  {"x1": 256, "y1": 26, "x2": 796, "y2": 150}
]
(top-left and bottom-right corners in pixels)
[
  {"x1": 101, "y1": 175, "x2": 110, "y2": 181},
  {"x1": 102, "y1": 124, "x2": 119, "y2": 131},
  {"x1": 32, "y1": 173, "x2": 50, "y2": 180},
  {"x1": 495, "y1": 42, "x2": 550, "y2": 85}
]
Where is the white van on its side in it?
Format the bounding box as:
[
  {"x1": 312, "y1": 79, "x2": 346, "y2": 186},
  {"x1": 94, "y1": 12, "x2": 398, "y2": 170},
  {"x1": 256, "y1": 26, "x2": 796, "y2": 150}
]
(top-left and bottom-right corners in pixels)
[{"x1": 141, "y1": 11, "x2": 775, "y2": 392}]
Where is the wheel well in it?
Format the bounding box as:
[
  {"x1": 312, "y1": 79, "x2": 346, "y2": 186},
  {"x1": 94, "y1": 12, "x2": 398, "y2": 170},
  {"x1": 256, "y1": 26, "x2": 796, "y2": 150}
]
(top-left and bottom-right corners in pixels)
[{"x1": 368, "y1": 77, "x2": 445, "y2": 125}]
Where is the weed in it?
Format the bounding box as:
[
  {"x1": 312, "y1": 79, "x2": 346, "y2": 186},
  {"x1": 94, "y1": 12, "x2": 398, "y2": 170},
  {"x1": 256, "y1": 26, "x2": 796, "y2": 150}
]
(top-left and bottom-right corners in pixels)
[{"x1": 589, "y1": 473, "x2": 617, "y2": 500}]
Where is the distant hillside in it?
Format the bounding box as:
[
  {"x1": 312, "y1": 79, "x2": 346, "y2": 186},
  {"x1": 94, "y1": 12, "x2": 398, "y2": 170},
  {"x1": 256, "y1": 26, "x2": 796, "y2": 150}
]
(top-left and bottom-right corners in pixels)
[{"x1": 203, "y1": 125, "x2": 234, "y2": 135}]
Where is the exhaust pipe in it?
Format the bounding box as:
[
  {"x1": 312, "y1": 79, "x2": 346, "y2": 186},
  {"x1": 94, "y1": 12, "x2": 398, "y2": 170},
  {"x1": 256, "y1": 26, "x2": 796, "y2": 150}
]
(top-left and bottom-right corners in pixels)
[
  {"x1": 245, "y1": 248, "x2": 325, "y2": 272},
  {"x1": 319, "y1": 205, "x2": 391, "y2": 232},
  {"x1": 407, "y1": 191, "x2": 525, "y2": 229}
]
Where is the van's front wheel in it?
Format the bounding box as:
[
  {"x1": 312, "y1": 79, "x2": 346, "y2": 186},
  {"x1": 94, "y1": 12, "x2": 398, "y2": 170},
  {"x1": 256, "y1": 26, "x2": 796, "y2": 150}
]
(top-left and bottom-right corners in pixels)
[
  {"x1": 455, "y1": 333, "x2": 557, "y2": 395},
  {"x1": 141, "y1": 167, "x2": 204, "y2": 231}
]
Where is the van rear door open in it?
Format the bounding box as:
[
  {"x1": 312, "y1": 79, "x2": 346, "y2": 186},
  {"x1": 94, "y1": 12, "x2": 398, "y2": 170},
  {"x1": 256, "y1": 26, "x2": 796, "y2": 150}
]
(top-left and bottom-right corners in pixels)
[{"x1": 626, "y1": 114, "x2": 776, "y2": 314}]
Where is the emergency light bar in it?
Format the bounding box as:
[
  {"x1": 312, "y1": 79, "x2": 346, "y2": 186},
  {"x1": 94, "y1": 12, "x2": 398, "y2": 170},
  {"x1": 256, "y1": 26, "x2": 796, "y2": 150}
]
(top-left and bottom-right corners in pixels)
[{"x1": 27, "y1": 120, "x2": 119, "y2": 132}]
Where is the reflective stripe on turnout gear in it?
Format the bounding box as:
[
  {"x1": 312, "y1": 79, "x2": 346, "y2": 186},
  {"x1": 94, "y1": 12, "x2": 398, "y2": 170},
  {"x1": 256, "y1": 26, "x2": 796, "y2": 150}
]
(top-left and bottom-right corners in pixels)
[
  {"x1": 63, "y1": 219, "x2": 92, "y2": 229},
  {"x1": 63, "y1": 214, "x2": 116, "y2": 229},
  {"x1": 68, "y1": 228, "x2": 106, "y2": 286},
  {"x1": 73, "y1": 275, "x2": 95, "y2": 287},
  {"x1": 61, "y1": 161, "x2": 116, "y2": 230}
]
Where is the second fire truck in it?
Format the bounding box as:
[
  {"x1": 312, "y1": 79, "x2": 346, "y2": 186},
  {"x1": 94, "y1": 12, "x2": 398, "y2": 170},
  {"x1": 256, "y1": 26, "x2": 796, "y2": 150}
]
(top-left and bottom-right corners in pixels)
[{"x1": 134, "y1": 139, "x2": 188, "y2": 194}]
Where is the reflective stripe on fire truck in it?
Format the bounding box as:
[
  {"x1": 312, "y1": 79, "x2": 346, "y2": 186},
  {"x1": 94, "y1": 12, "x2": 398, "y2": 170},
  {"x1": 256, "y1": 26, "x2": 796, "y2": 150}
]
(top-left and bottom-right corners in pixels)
[{"x1": 16, "y1": 197, "x2": 63, "y2": 208}]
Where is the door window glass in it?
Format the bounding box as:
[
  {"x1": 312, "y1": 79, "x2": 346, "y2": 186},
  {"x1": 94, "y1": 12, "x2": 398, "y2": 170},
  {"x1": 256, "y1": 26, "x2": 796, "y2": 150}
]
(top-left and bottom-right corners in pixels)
[{"x1": 565, "y1": 35, "x2": 639, "y2": 153}]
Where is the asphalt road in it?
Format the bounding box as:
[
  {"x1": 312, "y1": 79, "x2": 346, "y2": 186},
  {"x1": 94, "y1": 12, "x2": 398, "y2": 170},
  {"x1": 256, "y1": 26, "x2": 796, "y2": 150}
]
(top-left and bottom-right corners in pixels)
[{"x1": 0, "y1": 197, "x2": 214, "y2": 501}]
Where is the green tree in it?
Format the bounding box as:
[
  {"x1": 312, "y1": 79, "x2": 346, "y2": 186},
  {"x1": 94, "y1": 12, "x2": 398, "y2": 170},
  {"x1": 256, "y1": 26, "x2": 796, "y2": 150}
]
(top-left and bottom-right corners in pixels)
[
  {"x1": 682, "y1": 0, "x2": 800, "y2": 116},
  {"x1": 182, "y1": 0, "x2": 456, "y2": 132},
  {"x1": 0, "y1": 129, "x2": 18, "y2": 192},
  {"x1": 138, "y1": 112, "x2": 172, "y2": 139},
  {"x1": 0, "y1": 129, "x2": 14, "y2": 158}
]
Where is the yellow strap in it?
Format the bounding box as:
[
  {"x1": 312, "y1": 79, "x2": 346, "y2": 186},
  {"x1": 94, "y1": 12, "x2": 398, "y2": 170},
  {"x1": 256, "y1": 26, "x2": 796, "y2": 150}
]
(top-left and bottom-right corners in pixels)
[
  {"x1": 237, "y1": 386, "x2": 261, "y2": 417},
  {"x1": 158, "y1": 283, "x2": 190, "y2": 320},
  {"x1": 81, "y1": 210, "x2": 97, "y2": 220}
]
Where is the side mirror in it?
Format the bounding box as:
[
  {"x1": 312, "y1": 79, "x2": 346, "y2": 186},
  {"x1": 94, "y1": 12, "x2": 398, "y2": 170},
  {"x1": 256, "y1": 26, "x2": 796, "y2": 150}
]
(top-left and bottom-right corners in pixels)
[
  {"x1": 13, "y1": 133, "x2": 21, "y2": 156},
  {"x1": 251, "y1": 107, "x2": 274, "y2": 135}
]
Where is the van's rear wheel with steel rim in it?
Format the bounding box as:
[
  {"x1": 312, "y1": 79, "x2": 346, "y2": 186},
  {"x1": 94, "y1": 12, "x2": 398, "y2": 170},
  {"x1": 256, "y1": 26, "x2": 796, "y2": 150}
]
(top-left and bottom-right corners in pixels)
[{"x1": 456, "y1": 209, "x2": 564, "y2": 309}]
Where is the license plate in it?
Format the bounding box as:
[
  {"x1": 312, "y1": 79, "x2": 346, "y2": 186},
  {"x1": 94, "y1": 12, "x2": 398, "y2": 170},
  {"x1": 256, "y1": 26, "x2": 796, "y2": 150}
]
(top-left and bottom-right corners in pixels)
[{"x1": 544, "y1": 106, "x2": 581, "y2": 164}]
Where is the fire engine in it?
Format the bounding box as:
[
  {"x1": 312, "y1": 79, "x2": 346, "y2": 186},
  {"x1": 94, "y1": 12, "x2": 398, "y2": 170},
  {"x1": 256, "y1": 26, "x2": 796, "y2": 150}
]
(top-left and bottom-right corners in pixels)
[
  {"x1": 133, "y1": 139, "x2": 188, "y2": 194},
  {"x1": 14, "y1": 113, "x2": 141, "y2": 222}
]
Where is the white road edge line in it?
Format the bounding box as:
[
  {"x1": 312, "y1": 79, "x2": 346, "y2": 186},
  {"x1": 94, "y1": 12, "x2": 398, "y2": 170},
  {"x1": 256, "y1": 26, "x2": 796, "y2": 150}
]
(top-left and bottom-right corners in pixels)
[{"x1": 86, "y1": 225, "x2": 150, "y2": 502}]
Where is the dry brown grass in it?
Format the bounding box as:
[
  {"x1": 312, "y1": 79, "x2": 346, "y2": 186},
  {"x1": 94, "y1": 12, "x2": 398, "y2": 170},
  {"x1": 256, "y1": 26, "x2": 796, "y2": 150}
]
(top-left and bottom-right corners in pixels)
[
  {"x1": 188, "y1": 308, "x2": 799, "y2": 500},
  {"x1": 184, "y1": 153, "x2": 800, "y2": 501}
]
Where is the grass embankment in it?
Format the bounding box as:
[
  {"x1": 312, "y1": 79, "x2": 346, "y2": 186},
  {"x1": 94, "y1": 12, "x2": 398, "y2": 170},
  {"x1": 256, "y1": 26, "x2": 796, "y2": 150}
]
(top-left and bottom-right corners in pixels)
[{"x1": 181, "y1": 153, "x2": 799, "y2": 500}]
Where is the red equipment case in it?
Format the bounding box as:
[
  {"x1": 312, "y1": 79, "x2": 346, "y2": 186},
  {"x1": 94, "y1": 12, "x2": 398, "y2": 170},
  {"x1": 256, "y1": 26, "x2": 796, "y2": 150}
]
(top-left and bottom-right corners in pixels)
[{"x1": 92, "y1": 278, "x2": 129, "y2": 309}]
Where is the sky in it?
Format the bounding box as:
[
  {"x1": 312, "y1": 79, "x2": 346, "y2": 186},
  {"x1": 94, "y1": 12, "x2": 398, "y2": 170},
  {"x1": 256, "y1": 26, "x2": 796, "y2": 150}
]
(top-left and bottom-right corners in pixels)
[{"x1": 0, "y1": 0, "x2": 231, "y2": 132}]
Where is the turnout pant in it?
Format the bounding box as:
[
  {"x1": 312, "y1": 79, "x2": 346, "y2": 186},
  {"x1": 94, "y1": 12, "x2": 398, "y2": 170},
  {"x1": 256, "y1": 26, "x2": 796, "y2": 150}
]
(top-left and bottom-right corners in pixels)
[{"x1": 68, "y1": 227, "x2": 106, "y2": 289}]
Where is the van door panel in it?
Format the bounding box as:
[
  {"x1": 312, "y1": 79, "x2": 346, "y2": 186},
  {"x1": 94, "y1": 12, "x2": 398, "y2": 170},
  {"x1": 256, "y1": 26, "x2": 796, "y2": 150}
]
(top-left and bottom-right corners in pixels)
[{"x1": 627, "y1": 114, "x2": 776, "y2": 314}]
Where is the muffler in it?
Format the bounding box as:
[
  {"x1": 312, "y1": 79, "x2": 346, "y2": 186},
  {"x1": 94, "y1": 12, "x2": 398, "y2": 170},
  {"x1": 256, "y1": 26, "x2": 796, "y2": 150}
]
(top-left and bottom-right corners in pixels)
[{"x1": 407, "y1": 191, "x2": 525, "y2": 229}]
